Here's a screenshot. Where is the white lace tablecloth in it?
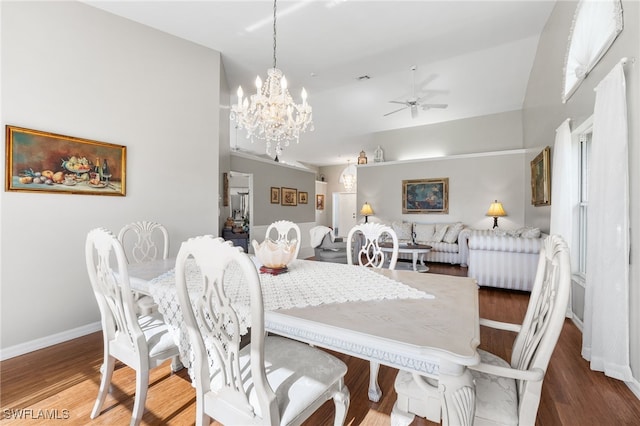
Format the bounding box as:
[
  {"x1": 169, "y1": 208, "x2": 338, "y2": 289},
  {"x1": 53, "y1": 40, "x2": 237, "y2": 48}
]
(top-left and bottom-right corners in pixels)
[{"x1": 149, "y1": 258, "x2": 433, "y2": 376}]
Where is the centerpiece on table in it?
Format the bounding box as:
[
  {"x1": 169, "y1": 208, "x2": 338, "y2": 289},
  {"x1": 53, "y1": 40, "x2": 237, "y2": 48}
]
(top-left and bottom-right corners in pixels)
[{"x1": 252, "y1": 238, "x2": 297, "y2": 275}]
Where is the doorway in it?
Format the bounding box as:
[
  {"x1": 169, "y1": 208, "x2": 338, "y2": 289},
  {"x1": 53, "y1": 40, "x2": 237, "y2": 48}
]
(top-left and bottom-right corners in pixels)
[
  {"x1": 332, "y1": 192, "x2": 357, "y2": 238},
  {"x1": 228, "y1": 171, "x2": 253, "y2": 237}
]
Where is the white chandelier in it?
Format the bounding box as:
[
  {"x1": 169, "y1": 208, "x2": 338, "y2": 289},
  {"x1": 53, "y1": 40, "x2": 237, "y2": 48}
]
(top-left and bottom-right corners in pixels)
[
  {"x1": 230, "y1": 0, "x2": 313, "y2": 156},
  {"x1": 340, "y1": 162, "x2": 357, "y2": 192}
]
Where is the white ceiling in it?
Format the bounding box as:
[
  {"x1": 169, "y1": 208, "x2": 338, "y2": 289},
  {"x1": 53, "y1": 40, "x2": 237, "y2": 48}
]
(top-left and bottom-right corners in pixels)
[{"x1": 85, "y1": 0, "x2": 556, "y2": 167}]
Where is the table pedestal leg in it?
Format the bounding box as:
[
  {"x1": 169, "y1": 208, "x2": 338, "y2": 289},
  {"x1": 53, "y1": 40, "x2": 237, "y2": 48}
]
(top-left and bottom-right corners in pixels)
[
  {"x1": 411, "y1": 253, "x2": 418, "y2": 271},
  {"x1": 438, "y1": 362, "x2": 475, "y2": 426},
  {"x1": 368, "y1": 361, "x2": 382, "y2": 402}
]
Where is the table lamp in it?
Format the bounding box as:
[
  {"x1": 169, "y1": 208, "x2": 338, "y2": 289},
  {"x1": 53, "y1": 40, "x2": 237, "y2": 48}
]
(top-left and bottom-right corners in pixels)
[
  {"x1": 360, "y1": 202, "x2": 374, "y2": 223},
  {"x1": 486, "y1": 200, "x2": 506, "y2": 228}
]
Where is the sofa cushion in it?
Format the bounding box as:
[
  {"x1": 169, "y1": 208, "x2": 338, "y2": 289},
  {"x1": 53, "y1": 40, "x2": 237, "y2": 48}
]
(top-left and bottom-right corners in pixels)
[
  {"x1": 414, "y1": 223, "x2": 435, "y2": 242},
  {"x1": 443, "y1": 222, "x2": 464, "y2": 243},
  {"x1": 392, "y1": 221, "x2": 413, "y2": 241},
  {"x1": 432, "y1": 224, "x2": 449, "y2": 242}
]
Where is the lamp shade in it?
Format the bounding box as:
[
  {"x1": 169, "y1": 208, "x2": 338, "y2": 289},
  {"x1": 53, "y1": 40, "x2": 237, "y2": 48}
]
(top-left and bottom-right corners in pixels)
[
  {"x1": 486, "y1": 200, "x2": 507, "y2": 217},
  {"x1": 360, "y1": 202, "x2": 374, "y2": 216}
]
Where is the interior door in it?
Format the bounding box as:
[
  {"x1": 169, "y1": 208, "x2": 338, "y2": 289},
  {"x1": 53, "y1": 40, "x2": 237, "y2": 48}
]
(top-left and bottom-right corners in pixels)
[{"x1": 333, "y1": 192, "x2": 357, "y2": 237}]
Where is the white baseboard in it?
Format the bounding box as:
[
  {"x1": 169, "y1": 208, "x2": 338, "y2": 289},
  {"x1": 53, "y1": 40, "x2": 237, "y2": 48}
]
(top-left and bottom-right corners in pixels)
[
  {"x1": 0, "y1": 321, "x2": 102, "y2": 361},
  {"x1": 627, "y1": 378, "x2": 640, "y2": 400}
]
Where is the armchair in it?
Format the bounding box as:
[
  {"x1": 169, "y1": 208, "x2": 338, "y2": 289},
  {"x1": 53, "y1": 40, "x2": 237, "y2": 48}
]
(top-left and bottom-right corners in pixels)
[
  {"x1": 392, "y1": 235, "x2": 571, "y2": 425},
  {"x1": 310, "y1": 226, "x2": 349, "y2": 263}
]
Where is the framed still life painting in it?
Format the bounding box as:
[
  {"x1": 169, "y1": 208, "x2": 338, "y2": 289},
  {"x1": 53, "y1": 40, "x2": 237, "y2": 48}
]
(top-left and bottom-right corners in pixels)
[{"x1": 5, "y1": 125, "x2": 126, "y2": 196}]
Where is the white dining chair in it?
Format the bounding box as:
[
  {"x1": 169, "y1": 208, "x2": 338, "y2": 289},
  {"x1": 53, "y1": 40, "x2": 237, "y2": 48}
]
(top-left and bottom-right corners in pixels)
[
  {"x1": 174, "y1": 235, "x2": 350, "y2": 426},
  {"x1": 86, "y1": 228, "x2": 180, "y2": 426},
  {"x1": 392, "y1": 234, "x2": 571, "y2": 426},
  {"x1": 265, "y1": 219, "x2": 301, "y2": 259},
  {"x1": 118, "y1": 220, "x2": 169, "y2": 264},
  {"x1": 346, "y1": 222, "x2": 399, "y2": 402},
  {"x1": 118, "y1": 220, "x2": 169, "y2": 314},
  {"x1": 347, "y1": 222, "x2": 399, "y2": 270}
]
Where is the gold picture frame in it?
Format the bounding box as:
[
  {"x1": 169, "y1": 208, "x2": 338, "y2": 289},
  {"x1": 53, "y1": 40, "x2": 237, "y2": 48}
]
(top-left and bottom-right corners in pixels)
[
  {"x1": 5, "y1": 125, "x2": 126, "y2": 196},
  {"x1": 223, "y1": 172, "x2": 229, "y2": 206},
  {"x1": 298, "y1": 191, "x2": 308, "y2": 204},
  {"x1": 281, "y1": 187, "x2": 297, "y2": 206},
  {"x1": 270, "y1": 186, "x2": 280, "y2": 204},
  {"x1": 531, "y1": 146, "x2": 551, "y2": 206},
  {"x1": 402, "y1": 178, "x2": 449, "y2": 214},
  {"x1": 316, "y1": 194, "x2": 325, "y2": 210}
]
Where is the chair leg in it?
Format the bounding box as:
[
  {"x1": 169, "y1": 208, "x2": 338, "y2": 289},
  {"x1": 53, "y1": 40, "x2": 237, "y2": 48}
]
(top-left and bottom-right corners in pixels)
[
  {"x1": 170, "y1": 355, "x2": 183, "y2": 372},
  {"x1": 332, "y1": 381, "x2": 350, "y2": 426},
  {"x1": 368, "y1": 361, "x2": 382, "y2": 402},
  {"x1": 391, "y1": 401, "x2": 415, "y2": 426},
  {"x1": 130, "y1": 367, "x2": 149, "y2": 426},
  {"x1": 91, "y1": 356, "x2": 115, "y2": 419}
]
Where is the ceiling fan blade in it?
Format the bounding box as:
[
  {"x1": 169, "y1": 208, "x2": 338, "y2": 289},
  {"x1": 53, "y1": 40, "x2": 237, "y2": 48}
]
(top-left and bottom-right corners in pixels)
[
  {"x1": 388, "y1": 100, "x2": 408, "y2": 105},
  {"x1": 411, "y1": 105, "x2": 418, "y2": 119},
  {"x1": 384, "y1": 106, "x2": 409, "y2": 117},
  {"x1": 422, "y1": 103, "x2": 448, "y2": 110}
]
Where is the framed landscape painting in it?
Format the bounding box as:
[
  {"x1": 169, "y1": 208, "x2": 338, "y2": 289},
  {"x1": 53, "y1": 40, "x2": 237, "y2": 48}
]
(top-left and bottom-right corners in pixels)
[
  {"x1": 5, "y1": 125, "x2": 126, "y2": 196},
  {"x1": 531, "y1": 146, "x2": 551, "y2": 206},
  {"x1": 402, "y1": 178, "x2": 449, "y2": 214}
]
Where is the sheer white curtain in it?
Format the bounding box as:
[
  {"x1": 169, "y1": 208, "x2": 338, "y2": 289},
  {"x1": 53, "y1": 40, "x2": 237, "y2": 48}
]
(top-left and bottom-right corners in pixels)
[
  {"x1": 581, "y1": 63, "x2": 632, "y2": 381},
  {"x1": 549, "y1": 119, "x2": 572, "y2": 244}
]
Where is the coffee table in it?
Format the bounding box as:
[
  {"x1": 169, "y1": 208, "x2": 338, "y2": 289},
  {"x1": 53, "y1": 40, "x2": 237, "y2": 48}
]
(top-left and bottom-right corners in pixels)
[{"x1": 380, "y1": 242, "x2": 431, "y2": 272}]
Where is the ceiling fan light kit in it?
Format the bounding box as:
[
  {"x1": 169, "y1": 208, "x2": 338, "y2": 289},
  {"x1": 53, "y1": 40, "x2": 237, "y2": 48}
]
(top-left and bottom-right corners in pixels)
[{"x1": 384, "y1": 65, "x2": 448, "y2": 118}]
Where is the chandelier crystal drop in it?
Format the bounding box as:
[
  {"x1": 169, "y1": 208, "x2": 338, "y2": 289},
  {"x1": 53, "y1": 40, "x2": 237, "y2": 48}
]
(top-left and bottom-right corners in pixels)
[{"x1": 230, "y1": 0, "x2": 313, "y2": 156}]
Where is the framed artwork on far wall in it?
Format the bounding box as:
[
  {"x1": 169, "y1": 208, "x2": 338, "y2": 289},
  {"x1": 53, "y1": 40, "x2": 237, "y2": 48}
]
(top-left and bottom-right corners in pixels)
[
  {"x1": 281, "y1": 187, "x2": 297, "y2": 206},
  {"x1": 531, "y1": 146, "x2": 551, "y2": 206},
  {"x1": 270, "y1": 187, "x2": 280, "y2": 204},
  {"x1": 402, "y1": 177, "x2": 449, "y2": 214},
  {"x1": 298, "y1": 191, "x2": 308, "y2": 204},
  {"x1": 5, "y1": 125, "x2": 126, "y2": 196},
  {"x1": 316, "y1": 194, "x2": 325, "y2": 210}
]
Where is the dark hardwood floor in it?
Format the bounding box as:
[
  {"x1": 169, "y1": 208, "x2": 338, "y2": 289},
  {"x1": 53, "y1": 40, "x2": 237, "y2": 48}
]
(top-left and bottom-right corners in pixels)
[{"x1": 2, "y1": 261, "x2": 639, "y2": 425}]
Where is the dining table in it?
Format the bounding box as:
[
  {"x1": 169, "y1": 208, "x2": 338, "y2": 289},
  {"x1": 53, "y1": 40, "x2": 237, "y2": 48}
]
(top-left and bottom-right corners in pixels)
[{"x1": 128, "y1": 255, "x2": 480, "y2": 426}]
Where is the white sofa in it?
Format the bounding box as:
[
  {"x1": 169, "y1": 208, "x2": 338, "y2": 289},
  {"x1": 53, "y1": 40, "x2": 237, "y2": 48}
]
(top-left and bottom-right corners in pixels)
[
  {"x1": 388, "y1": 221, "x2": 471, "y2": 266},
  {"x1": 467, "y1": 228, "x2": 547, "y2": 292}
]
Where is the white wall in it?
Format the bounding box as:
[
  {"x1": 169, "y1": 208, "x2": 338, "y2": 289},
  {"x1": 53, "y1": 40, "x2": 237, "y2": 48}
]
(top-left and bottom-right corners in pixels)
[
  {"x1": 1, "y1": 1, "x2": 221, "y2": 355},
  {"x1": 523, "y1": 0, "x2": 640, "y2": 386},
  {"x1": 357, "y1": 150, "x2": 528, "y2": 230}
]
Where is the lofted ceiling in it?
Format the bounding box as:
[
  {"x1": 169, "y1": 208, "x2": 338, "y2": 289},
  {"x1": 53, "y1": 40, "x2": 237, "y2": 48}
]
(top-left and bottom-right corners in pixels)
[{"x1": 85, "y1": 0, "x2": 556, "y2": 167}]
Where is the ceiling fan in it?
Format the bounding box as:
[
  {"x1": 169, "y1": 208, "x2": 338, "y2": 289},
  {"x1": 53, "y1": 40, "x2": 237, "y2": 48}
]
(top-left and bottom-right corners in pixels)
[{"x1": 384, "y1": 65, "x2": 448, "y2": 118}]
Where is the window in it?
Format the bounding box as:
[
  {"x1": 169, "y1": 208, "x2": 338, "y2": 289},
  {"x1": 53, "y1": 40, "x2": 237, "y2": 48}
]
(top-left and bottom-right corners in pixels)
[
  {"x1": 577, "y1": 132, "x2": 591, "y2": 275},
  {"x1": 562, "y1": 0, "x2": 623, "y2": 103}
]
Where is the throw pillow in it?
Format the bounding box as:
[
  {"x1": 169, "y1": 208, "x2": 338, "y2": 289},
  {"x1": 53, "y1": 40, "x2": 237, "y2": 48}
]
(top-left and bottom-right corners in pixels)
[
  {"x1": 414, "y1": 223, "x2": 435, "y2": 242},
  {"x1": 520, "y1": 227, "x2": 541, "y2": 238},
  {"x1": 443, "y1": 222, "x2": 464, "y2": 243},
  {"x1": 432, "y1": 224, "x2": 449, "y2": 242},
  {"x1": 392, "y1": 221, "x2": 413, "y2": 241}
]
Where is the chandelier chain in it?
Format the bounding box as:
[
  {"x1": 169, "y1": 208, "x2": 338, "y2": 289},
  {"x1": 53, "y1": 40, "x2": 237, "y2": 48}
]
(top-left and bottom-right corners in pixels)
[{"x1": 273, "y1": 0, "x2": 277, "y2": 69}]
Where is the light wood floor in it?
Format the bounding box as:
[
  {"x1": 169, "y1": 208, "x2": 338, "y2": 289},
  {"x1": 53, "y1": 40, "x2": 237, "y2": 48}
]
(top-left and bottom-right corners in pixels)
[{"x1": 2, "y1": 262, "x2": 640, "y2": 425}]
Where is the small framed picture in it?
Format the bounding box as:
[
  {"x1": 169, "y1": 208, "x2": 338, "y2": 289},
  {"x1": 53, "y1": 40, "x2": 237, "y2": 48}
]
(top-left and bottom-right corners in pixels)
[
  {"x1": 316, "y1": 194, "x2": 325, "y2": 210},
  {"x1": 270, "y1": 187, "x2": 280, "y2": 204},
  {"x1": 281, "y1": 187, "x2": 297, "y2": 206},
  {"x1": 298, "y1": 191, "x2": 308, "y2": 204}
]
